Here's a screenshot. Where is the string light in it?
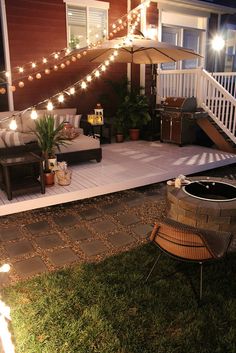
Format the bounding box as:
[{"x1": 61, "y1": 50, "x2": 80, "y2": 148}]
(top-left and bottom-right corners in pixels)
[
  {"x1": 18, "y1": 67, "x2": 24, "y2": 73},
  {"x1": 30, "y1": 109, "x2": 38, "y2": 120},
  {"x1": 105, "y1": 60, "x2": 110, "y2": 66},
  {"x1": 18, "y1": 81, "x2": 24, "y2": 88},
  {"x1": 36, "y1": 73, "x2": 41, "y2": 79},
  {"x1": 86, "y1": 75, "x2": 92, "y2": 82},
  {"x1": 28, "y1": 75, "x2": 34, "y2": 81},
  {"x1": 42, "y1": 58, "x2": 47, "y2": 64},
  {"x1": 81, "y1": 81, "x2": 87, "y2": 89},
  {"x1": 95, "y1": 70, "x2": 100, "y2": 77},
  {"x1": 54, "y1": 53, "x2": 59, "y2": 59},
  {"x1": 58, "y1": 94, "x2": 64, "y2": 103},
  {"x1": 9, "y1": 119, "x2": 17, "y2": 130},
  {"x1": 45, "y1": 69, "x2": 50, "y2": 75},
  {"x1": 60, "y1": 63, "x2": 65, "y2": 69},
  {"x1": 69, "y1": 87, "x2": 75, "y2": 95},
  {"x1": 101, "y1": 65, "x2": 106, "y2": 71},
  {"x1": 47, "y1": 100, "x2": 54, "y2": 110},
  {"x1": 53, "y1": 65, "x2": 58, "y2": 71},
  {"x1": 31, "y1": 62, "x2": 36, "y2": 68}
]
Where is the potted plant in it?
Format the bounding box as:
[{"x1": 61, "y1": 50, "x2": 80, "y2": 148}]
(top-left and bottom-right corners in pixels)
[
  {"x1": 113, "y1": 112, "x2": 127, "y2": 142},
  {"x1": 119, "y1": 88, "x2": 151, "y2": 140},
  {"x1": 34, "y1": 114, "x2": 69, "y2": 185}
]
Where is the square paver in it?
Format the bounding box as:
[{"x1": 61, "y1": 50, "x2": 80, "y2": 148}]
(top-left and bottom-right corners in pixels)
[
  {"x1": 108, "y1": 232, "x2": 134, "y2": 248},
  {"x1": 80, "y1": 240, "x2": 107, "y2": 256},
  {"x1": 79, "y1": 208, "x2": 101, "y2": 220},
  {"x1": 34, "y1": 233, "x2": 64, "y2": 249},
  {"x1": 5, "y1": 240, "x2": 34, "y2": 258},
  {"x1": 53, "y1": 214, "x2": 79, "y2": 227},
  {"x1": 100, "y1": 203, "x2": 124, "y2": 214},
  {"x1": 91, "y1": 220, "x2": 116, "y2": 234},
  {"x1": 66, "y1": 227, "x2": 92, "y2": 242},
  {"x1": 132, "y1": 224, "x2": 153, "y2": 239},
  {"x1": 125, "y1": 195, "x2": 143, "y2": 208},
  {"x1": 0, "y1": 227, "x2": 22, "y2": 242},
  {"x1": 47, "y1": 248, "x2": 79, "y2": 266},
  {"x1": 26, "y1": 220, "x2": 51, "y2": 235},
  {"x1": 13, "y1": 256, "x2": 47, "y2": 278},
  {"x1": 116, "y1": 214, "x2": 140, "y2": 226}
]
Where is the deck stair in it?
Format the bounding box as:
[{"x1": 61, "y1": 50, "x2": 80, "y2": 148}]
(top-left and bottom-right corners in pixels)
[
  {"x1": 196, "y1": 114, "x2": 236, "y2": 153},
  {"x1": 157, "y1": 68, "x2": 236, "y2": 153}
]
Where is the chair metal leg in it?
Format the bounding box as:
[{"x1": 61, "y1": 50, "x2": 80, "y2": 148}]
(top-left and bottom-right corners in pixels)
[
  {"x1": 199, "y1": 262, "x2": 203, "y2": 301},
  {"x1": 145, "y1": 252, "x2": 162, "y2": 283}
]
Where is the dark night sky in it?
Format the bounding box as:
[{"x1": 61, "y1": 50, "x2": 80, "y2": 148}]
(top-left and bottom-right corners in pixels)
[{"x1": 201, "y1": 0, "x2": 236, "y2": 7}]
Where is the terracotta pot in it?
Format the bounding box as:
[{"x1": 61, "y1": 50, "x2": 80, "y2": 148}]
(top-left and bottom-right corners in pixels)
[
  {"x1": 115, "y1": 133, "x2": 124, "y2": 143},
  {"x1": 44, "y1": 172, "x2": 55, "y2": 186},
  {"x1": 129, "y1": 128, "x2": 140, "y2": 141}
]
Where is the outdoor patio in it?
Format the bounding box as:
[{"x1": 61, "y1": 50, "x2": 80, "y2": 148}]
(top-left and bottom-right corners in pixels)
[{"x1": 1, "y1": 140, "x2": 236, "y2": 216}]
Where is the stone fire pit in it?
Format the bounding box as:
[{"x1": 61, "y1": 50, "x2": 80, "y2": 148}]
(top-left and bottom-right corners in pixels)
[{"x1": 167, "y1": 177, "x2": 236, "y2": 232}]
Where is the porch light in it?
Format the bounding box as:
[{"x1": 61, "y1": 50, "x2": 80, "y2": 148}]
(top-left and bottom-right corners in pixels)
[{"x1": 211, "y1": 35, "x2": 225, "y2": 52}]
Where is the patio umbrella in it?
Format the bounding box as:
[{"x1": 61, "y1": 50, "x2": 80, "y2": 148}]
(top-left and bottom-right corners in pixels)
[{"x1": 85, "y1": 35, "x2": 202, "y2": 65}]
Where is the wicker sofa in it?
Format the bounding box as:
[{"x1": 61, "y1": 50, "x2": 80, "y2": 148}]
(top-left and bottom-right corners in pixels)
[{"x1": 0, "y1": 109, "x2": 102, "y2": 163}]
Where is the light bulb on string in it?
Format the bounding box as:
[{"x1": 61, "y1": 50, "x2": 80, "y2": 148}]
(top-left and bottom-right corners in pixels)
[
  {"x1": 10, "y1": 85, "x2": 16, "y2": 92},
  {"x1": 65, "y1": 48, "x2": 71, "y2": 55},
  {"x1": 81, "y1": 81, "x2": 87, "y2": 89},
  {"x1": 112, "y1": 24, "x2": 116, "y2": 29},
  {"x1": 9, "y1": 119, "x2": 17, "y2": 130},
  {"x1": 105, "y1": 60, "x2": 110, "y2": 66},
  {"x1": 0, "y1": 87, "x2": 6, "y2": 94},
  {"x1": 77, "y1": 53, "x2": 81, "y2": 59},
  {"x1": 36, "y1": 73, "x2": 41, "y2": 79},
  {"x1": 47, "y1": 100, "x2": 54, "y2": 111},
  {"x1": 66, "y1": 60, "x2": 70, "y2": 66},
  {"x1": 110, "y1": 55, "x2": 115, "y2": 61},
  {"x1": 114, "y1": 50, "x2": 118, "y2": 56},
  {"x1": 54, "y1": 53, "x2": 59, "y2": 59},
  {"x1": 42, "y1": 58, "x2": 47, "y2": 64},
  {"x1": 71, "y1": 56, "x2": 77, "y2": 62},
  {"x1": 31, "y1": 62, "x2": 36, "y2": 68},
  {"x1": 118, "y1": 19, "x2": 122, "y2": 24},
  {"x1": 45, "y1": 69, "x2": 50, "y2": 75},
  {"x1": 18, "y1": 81, "x2": 24, "y2": 88},
  {"x1": 30, "y1": 109, "x2": 38, "y2": 120},
  {"x1": 101, "y1": 65, "x2": 106, "y2": 71},
  {"x1": 83, "y1": 51, "x2": 87, "y2": 56},
  {"x1": 60, "y1": 63, "x2": 66, "y2": 69},
  {"x1": 86, "y1": 75, "x2": 92, "y2": 82},
  {"x1": 58, "y1": 94, "x2": 64, "y2": 103},
  {"x1": 28, "y1": 75, "x2": 34, "y2": 81},
  {"x1": 0, "y1": 263, "x2": 10, "y2": 273},
  {"x1": 53, "y1": 65, "x2": 58, "y2": 71},
  {"x1": 95, "y1": 70, "x2": 100, "y2": 77},
  {"x1": 69, "y1": 87, "x2": 75, "y2": 95},
  {"x1": 19, "y1": 67, "x2": 24, "y2": 73}
]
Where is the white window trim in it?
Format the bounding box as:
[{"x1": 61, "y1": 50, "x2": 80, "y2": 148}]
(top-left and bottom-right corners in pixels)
[
  {"x1": 63, "y1": 0, "x2": 109, "y2": 10},
  {"x1": 64, "y1": 0, "x2": 109, "y2": 47}
]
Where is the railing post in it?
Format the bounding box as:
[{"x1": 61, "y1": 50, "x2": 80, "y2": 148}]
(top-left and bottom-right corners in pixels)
[{"x1": 196, "y1": 68, "x2": 203, "y2": 107}]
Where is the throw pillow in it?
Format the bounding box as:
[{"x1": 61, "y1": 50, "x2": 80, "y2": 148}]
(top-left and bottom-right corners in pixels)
[
  {"x1": 0, "y1": 130, "x2": 23, "y2": 147},
  {"x1": 0, "y1": 136, "x2": 6, "y2": 148}
]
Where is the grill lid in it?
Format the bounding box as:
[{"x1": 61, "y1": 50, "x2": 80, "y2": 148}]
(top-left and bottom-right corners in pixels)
[{"x1": 163, "y1": 97, "x2": 197, "y2": 112}]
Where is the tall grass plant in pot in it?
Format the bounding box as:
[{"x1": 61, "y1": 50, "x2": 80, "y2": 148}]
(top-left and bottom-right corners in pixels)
[{"x1": 34, "y1": 114, "x2": 69, "y2": 185}]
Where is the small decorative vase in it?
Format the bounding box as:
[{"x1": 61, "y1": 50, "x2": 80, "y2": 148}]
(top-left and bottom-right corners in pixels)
[{"x1": 55, "y1": 170, "x2": 72, "y2": 186}]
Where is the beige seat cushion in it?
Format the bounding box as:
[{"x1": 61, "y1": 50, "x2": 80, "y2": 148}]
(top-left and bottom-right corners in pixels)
[{"x1": 57, "y1": 134, "x2": 100, "y2": 154}]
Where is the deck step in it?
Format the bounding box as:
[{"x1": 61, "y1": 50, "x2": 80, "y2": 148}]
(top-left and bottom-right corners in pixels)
[{"x1": 197, "y1": 117, "x2": 236, "y2": 153}]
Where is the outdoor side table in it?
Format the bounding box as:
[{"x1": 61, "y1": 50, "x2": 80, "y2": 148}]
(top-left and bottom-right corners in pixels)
[
  {"x1": 90, "y1": 122, "x2": 112, "y2": 144},
  {"x1": 0, "y1": 152, "x2": 45, "y2": 200}
]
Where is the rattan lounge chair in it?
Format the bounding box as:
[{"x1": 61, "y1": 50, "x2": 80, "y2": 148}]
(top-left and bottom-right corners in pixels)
[{"x1": 146, "y1": 218, "x2": 232, "y2": 301}]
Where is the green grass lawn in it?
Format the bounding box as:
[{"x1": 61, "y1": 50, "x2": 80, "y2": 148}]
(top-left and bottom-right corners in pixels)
[{"x1": 3, "y1": 244, "x2": 236, "y2": 353}]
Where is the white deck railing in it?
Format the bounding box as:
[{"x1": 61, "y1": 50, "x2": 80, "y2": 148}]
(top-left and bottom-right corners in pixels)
[
  {"x1": 157, "y1": 68, "x2": 236, "y2": 144},
  {"x1": 212, "y1": 72, "x2": 236, "y2": 98}
]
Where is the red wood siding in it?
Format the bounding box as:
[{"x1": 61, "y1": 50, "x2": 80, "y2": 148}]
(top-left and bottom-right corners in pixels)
[{"x1": 5, "y1": 0, "x2": 127, "y2": 116}]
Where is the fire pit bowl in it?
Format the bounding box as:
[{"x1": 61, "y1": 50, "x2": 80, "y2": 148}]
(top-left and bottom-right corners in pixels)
[
  {"x1": 183, "y1": 180, "x2": 236, "y2": 202},
  {"x1": 167, "y1": 177, "x2": 236, "y2": 232}
]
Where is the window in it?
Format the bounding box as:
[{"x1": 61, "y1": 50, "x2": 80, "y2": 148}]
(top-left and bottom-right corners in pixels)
[
  {"x1": 161, "y1": 25, "x2": 202, "y2": 70},
  {"x1": 65, "y1": 1, "x2": 108, "y2": 49}
]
